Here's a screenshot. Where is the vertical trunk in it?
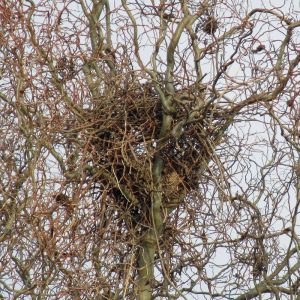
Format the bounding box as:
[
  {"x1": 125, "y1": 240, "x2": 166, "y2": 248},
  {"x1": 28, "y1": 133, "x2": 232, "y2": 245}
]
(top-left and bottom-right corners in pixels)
[
  {"x1": 137, "y1": 156, "x2": 164, "y2": 299},
  {"x1": 137, "y1": 238, "x2": 156, "y2": 300}
]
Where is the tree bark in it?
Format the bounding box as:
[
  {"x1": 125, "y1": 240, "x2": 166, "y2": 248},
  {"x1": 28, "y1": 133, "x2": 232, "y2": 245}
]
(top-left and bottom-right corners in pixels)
[{"x1": 137, "y1": 154, "x2": 164, "y2": 299}]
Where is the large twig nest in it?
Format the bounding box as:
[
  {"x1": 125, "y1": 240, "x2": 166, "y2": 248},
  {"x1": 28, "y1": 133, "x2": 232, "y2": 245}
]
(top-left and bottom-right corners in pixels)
[{"x1": 73, "y1": 80, "x2": 227, "y2": 214}]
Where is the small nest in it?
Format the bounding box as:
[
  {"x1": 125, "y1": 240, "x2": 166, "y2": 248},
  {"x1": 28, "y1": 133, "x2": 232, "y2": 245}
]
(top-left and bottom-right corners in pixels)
[{"x1": 202, "y1": 16, "x2": 218, "y2": 35}]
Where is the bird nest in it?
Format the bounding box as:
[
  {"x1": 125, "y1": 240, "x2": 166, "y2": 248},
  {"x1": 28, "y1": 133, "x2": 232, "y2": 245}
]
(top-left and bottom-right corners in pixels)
[{"x1": 75, "y1": 80, "x2": 227, "y2": 214}]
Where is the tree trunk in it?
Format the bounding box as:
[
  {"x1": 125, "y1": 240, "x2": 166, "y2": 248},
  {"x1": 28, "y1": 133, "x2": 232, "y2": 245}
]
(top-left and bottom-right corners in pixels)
[{"x1": 137, "y1": 156, "x2": 164, "y2": 299}]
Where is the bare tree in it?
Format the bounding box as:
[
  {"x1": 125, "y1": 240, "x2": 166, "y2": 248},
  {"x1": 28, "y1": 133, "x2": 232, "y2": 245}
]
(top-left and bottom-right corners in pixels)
[{"x1": 1, "y1": 0, "x2": 300, "y2": 299}]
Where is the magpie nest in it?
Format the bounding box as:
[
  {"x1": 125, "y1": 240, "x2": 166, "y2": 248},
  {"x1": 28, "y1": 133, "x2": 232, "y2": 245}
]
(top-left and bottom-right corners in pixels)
[
  {"x1": 195, "y1": 15, "x2": 218, "y2": 35},
  {"x1": 202, "y1": 16, "x2": 218, "y2": 34},
  {"x1": 77, "y1": 79, "x2": 228, "y2": 214}
]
